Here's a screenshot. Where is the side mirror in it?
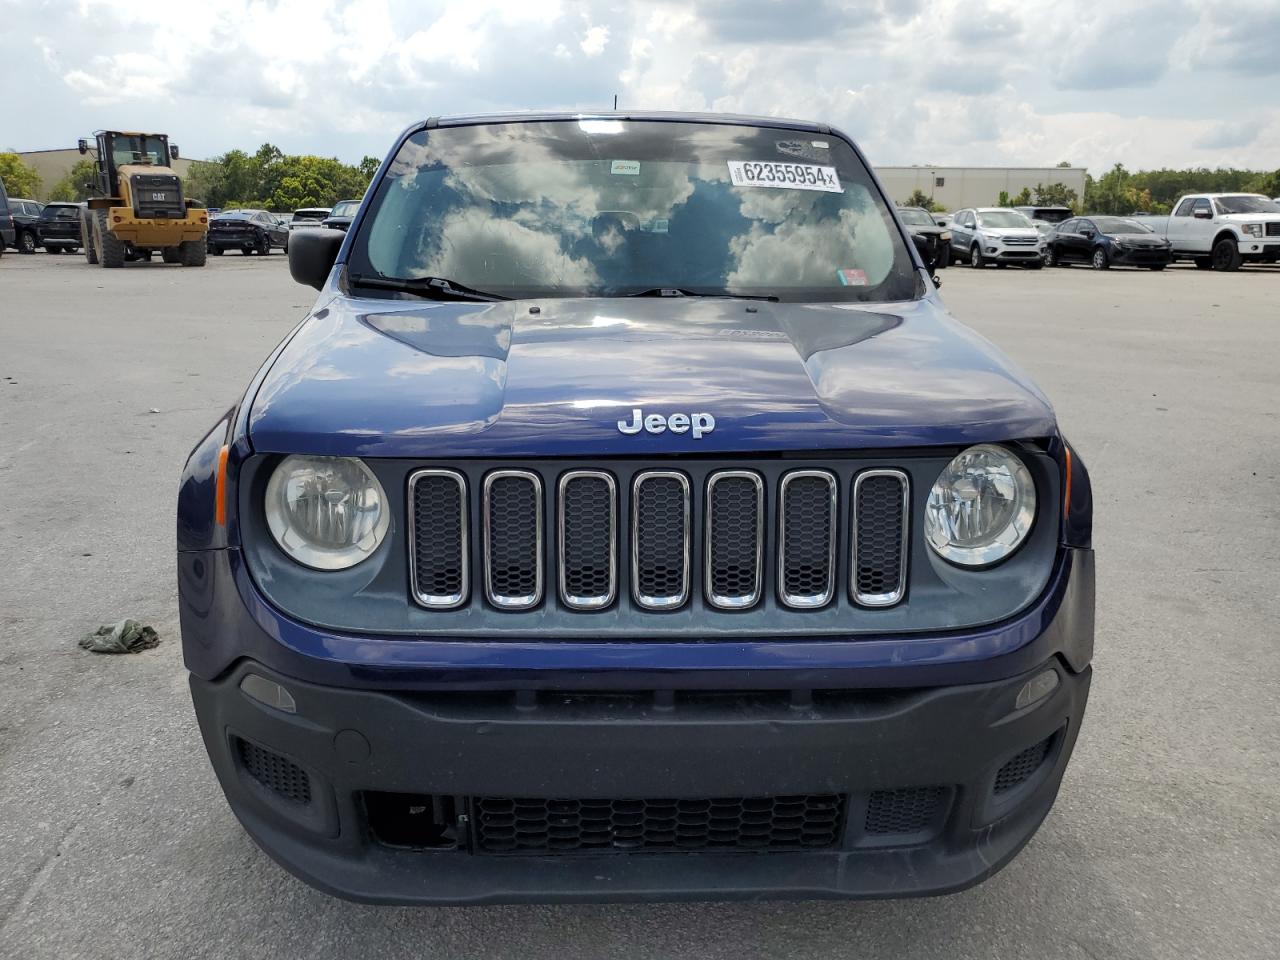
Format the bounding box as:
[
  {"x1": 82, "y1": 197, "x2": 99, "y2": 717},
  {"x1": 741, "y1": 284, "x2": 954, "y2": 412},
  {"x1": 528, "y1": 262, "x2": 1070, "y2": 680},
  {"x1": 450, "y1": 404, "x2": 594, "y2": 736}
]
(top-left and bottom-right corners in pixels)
[
  {"x1": 1192, "y1": 208, "x2": 1212, "y2": 220},
  {"x1": 170, "y1": 144, "x2": 180, "y2": 160},
  {"x1": 288, "y1": 228, "x2": 345, "y2": 290},
  {"x1": 78, "y1": 139, "x2": 89, "y2": 155}
]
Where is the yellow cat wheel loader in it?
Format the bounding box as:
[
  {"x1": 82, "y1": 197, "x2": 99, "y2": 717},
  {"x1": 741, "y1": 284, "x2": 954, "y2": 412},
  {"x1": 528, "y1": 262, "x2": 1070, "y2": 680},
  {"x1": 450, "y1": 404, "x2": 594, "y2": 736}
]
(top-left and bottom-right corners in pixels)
[{"x1": 78, "y1": 131, "x2": 208, "y2": 268}]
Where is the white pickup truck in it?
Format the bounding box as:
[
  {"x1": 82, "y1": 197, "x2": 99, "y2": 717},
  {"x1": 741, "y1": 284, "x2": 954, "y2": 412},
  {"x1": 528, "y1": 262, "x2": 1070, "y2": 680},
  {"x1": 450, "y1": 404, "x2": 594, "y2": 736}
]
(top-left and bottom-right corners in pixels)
[{"x1": 1137, "y1": 194, "x2": 1280, "y2": 271}]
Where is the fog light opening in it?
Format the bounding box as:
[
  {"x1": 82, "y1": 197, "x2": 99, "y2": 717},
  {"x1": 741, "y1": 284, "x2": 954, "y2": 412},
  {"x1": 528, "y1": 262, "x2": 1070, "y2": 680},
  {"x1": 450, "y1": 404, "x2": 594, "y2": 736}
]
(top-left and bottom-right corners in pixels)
[
  {"x1": 239, "y1": 673, "x2": 297, "y2": 714},
  {"x1": 1014, "y1": 669, "x2": 1059, "y2": 711}
]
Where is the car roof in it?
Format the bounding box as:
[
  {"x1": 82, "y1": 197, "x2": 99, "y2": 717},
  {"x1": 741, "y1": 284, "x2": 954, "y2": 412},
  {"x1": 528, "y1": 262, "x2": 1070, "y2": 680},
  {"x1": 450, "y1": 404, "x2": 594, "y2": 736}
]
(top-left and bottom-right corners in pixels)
[{"x1": 427, "y1": 109, "x2": 829, "y2": 133}]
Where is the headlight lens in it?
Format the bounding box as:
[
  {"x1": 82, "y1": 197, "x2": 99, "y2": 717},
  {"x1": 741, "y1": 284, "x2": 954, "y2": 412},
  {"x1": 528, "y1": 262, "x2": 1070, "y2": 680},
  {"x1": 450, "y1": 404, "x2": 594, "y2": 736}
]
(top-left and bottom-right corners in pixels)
[
  {"x1": 264, "y1": 455, "x2": 390, "y2": 570},
  {"x1": 924, "y1": 444, "x2": 1036, "y2": 567},
  {"x1": 1241, "y1": 223, "x2": 1262, "y2": 238},
  {"x1": 940, "y1": 230, "x2": 951, "y2": 241}
]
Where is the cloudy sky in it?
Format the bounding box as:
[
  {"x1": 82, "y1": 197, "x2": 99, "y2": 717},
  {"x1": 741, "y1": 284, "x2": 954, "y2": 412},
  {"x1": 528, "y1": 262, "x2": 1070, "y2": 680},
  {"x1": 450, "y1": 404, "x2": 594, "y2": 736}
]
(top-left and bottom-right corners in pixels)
[{"x1": 4, "y1": 0, "x2": 1279, "y2": 173}]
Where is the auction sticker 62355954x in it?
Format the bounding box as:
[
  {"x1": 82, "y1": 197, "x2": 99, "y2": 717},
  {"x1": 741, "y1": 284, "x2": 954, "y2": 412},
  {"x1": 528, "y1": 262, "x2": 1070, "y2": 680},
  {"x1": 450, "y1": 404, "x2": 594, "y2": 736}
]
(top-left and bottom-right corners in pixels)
[{"x1": 727, "y1": 160, "x2": 842, "y2": 193}]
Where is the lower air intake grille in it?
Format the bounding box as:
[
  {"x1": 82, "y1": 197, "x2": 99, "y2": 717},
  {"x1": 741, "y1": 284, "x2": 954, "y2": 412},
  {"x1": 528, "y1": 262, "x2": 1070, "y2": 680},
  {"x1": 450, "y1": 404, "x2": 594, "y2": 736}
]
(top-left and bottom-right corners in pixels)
[
  {"x1": 995, "y1": 735, "x2": 1054, "y2": 794},
  {"x1": 473, "y1": 794, "x2": 845, "y2": 854},
  {"x1": 235, "y1": 737, "x2": 311, "y2": 805},
  {"x1": 853, "y1": 471, "x2": 908, "y2": 606},
  {"x1": 706, "y1": 472, "x2": 763, "y2": 608},
  {"x1": 864, "y1": 786, "x2": 944, "y2": 836}
]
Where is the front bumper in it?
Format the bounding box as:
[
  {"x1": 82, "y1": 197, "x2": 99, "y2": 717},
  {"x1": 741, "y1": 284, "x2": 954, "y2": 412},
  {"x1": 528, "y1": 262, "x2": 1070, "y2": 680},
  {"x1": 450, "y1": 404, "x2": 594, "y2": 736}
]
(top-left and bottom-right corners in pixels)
[
  {"x1": 105, "y1": 206, "x2": 207, "y2": 244},
  {"x1": 1111, "y1": 245, "x2": 1172, "y2": 266},
  {"x1": 1238, "y1": 238, "x2": 1280, "y2": 258},
  {"x1": 193, "y1": 655, "x2": 1089, "y2": 904},
  {"x1": 986, "y1": 244, "x2": 1044, "y2": 263},
  {"x1": 183, "y1": 543, "x2": 1095, "y2": 904}
]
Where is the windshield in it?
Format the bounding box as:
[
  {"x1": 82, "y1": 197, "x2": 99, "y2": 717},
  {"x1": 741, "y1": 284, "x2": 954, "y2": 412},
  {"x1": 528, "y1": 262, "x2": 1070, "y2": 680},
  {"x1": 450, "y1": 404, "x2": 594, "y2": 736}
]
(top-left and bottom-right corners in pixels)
[
  {"x1": 1031, "y1": 208, "x2": 1070, "y2": 223},
  {"x1": 111, "y1": 135, "x2": 168, "y2": 167},
  {"x1": 293, "y1": 210, "x2": 328, "y2": 221},
  {"x1": 1092, "y1": 217, "x2": 1151, "y2": 234},
  {"x1": 1215, "y1": 195, "x2": 1280, "y2": 214},
  {"x1": 42, "y1": 205, "x2": 80, "y2": 220},
  {"x1": 977, "y1": 210, "x2": 1032, "y2": 228},
  {"x1": 330, "y1": 200, "x2": 360, "y2": 217},
  {"x1": 349, "y1": 119, "x2": 919, "y2": 303},
  {"x1": 897, "y1": 208, "x2": 935, "y2": 226}
]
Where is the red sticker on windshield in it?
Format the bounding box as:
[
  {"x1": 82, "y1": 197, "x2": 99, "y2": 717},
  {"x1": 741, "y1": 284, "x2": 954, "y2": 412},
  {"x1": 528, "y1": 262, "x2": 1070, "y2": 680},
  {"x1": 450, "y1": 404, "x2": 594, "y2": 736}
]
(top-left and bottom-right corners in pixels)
[{"x1": 837, "y1": 269, "x2": 867, "y2": 286}]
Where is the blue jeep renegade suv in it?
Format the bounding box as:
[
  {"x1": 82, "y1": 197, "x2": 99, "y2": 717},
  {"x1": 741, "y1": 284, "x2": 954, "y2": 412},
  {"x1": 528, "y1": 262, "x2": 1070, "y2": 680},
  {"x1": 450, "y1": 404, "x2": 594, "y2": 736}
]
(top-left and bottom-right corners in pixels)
[{"x1": 178, "y1": 112, "x2": 1094, "y2": 905}]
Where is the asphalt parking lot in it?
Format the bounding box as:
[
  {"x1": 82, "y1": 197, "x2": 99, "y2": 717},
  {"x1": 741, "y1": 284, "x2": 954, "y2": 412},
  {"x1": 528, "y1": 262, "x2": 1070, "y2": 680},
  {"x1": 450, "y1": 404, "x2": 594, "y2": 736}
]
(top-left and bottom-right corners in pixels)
[{"x1": 1, "y1": 251, "x2": 1277, "y2": 959}]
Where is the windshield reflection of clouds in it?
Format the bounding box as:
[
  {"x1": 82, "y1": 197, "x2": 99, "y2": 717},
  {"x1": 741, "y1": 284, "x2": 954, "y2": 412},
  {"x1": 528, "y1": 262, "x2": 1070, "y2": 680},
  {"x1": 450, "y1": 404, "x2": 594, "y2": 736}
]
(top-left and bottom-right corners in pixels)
[{"x1": 364, "y1": 122, "x2": 909, "y2": 299}]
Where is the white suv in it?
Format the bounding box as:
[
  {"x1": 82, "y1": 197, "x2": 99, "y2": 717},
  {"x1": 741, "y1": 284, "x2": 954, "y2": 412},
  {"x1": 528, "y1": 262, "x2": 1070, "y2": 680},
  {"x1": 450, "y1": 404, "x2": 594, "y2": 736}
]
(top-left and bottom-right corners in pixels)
[{"x1": 949, "y1": 208, "x2": 1045, "y2": 269}]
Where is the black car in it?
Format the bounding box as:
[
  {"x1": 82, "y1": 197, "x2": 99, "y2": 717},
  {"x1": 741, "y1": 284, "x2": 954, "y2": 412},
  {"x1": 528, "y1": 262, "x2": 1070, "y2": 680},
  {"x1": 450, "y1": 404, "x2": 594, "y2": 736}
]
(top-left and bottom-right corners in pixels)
[
  {"x1": 37, "y1": 202, "x2": 83, "y2": 253},
  {"x1": 321, "y1": 199, "x2": 360, "y2": 232},
  {"x1": 9, "y1": 198, "x2": 44, "y2": 254},
  {"x1": 897, "y1": 206, "x2": 949, "y2": 270},
  {"x1": 0, "y1": 179, "x2": 14, "y2": 255},
  {"x1": 207, "y1": 209, "x2": 290, "y2": 256},
  {"x1": 1047, "y1": 216, "x2": 1172, "y2": 270}
]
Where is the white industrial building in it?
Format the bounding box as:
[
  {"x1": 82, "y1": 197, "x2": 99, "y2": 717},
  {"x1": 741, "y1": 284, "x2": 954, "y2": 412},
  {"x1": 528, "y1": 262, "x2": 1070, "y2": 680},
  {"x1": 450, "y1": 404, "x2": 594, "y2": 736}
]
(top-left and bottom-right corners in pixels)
[{"x1": 875, "y1": 166, "x2": 1088, "y2": 212}]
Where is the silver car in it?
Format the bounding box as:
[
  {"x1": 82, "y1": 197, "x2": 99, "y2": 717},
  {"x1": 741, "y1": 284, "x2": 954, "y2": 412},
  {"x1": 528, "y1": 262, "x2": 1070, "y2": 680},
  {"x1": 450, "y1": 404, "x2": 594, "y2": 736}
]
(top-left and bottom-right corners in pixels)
[{"x1": 949, "y1": 208, "x2": 1046, "y2": 269}]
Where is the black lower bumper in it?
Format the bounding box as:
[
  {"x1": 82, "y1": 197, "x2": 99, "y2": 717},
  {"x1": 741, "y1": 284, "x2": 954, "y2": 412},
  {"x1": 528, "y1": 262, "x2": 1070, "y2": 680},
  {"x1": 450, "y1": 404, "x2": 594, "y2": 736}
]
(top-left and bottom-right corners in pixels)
[{"x1": 191, "y1": 656, "x2": 1090, "y2": 905}]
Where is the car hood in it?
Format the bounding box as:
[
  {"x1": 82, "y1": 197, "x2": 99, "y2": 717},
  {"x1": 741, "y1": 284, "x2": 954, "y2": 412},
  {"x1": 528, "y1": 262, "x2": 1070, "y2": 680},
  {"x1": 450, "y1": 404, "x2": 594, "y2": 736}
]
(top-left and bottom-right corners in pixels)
[
  {"x1": 983, "y1": 228, "x2": 1040, "y2": 240},
  {"x1": 1111, "y1": 233, "x2": 1168, "y2": 244},
  {"x1": 248, "y1": 295, "x2": 1057, "y2": 458}
]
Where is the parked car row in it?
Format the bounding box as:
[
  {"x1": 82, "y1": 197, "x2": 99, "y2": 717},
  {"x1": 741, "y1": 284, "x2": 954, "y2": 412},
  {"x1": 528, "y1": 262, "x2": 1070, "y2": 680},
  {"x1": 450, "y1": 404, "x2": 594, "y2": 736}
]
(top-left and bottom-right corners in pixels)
[{"x1": 901, "y1": 193, "x2": 1280, "y2": 273}]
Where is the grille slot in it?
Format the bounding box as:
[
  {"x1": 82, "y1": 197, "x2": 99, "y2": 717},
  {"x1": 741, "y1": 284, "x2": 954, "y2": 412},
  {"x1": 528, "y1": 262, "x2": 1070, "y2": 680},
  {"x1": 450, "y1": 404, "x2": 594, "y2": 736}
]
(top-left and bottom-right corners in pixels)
[
  {"x1": 473, "y1": 794, "x2": 845, "y2": 854},
  {"x1": 864, "y1": 786, "x2": 944, "y2": 836},
  {"x1": 778, "y1": 470, "x2": 837, "y2": 608},
  {"x1": 409, "y1": 469, "x2": 469, "y2": 608},
  {"x1": 995, "y1": 735, "x2": 1054, "y2": 794},
  {"x1": 852, "y1": 470, "x2": 909, "y2": 607},
  {"x1": 1267, "y1": 222, "x2": 1280, "y2": 237},
  {"x1": 632, "y1": 471, "x2": 691, "y2": 609},
  {"x1": 483, "y1": 470, "x2": 543, "y2": 609},
  {"x1": 705, "y1": 471, "x2": 764, "y2": 609},
  {"x1": 558, "y1": 471, "x2": 617, "y2": 609},
  {"x1": 235, "y1": 737, "x2": 311, "y2": 805}
]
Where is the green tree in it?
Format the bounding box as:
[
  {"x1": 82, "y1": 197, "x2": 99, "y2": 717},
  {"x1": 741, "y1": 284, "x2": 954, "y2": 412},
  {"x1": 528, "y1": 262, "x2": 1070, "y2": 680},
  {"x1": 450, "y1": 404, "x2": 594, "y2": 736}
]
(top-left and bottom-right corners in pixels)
[
  {"x1": 997, "y1": 190, "x2": 1011, "y2": 207},
  {"x1": 47, "y1": 157, "x2": 100, "y2": 201},
  {"x1": 1010, "y1": 187, "x2": 1033, "y2": 206},
  {"x1": 0, "y1": 151, "x2": 42, "y2": 199},
  {"x1": 902, "y1": 188, "x2": 941, "y2": 212},
  {"x1": 359, "y1": 156, "x2": 381, "y2": 181},
  {"x1": 1032, "y1": 182, "x2": 1079, "y2": 208}
]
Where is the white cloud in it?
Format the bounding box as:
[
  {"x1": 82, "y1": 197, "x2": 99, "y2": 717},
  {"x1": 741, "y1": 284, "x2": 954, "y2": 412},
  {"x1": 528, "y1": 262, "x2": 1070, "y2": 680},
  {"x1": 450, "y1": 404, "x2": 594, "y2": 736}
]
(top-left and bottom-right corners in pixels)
[{"x1": 2, "y1": 0, "x2": 1279, "y2": 173}]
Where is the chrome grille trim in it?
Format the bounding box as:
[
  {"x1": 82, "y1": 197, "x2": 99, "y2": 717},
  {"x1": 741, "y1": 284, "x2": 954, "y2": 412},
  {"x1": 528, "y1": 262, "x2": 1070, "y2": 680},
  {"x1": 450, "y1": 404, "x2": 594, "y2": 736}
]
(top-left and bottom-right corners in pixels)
[
  {"x1": 631, "y1": 470, "x2": 692, "y2": 610},
  {"x1": 407, "y1": 468, "x2": 469, "y2": 609},
  {"x1": 777, "y1": 470, "x2": 837, "y2": 609},
  {"x1": 851, "y1": 468, "x2": 910, "y2": 608},
  {"x1": 557, "y1": 470, "x2": 618, "y2": 610},
  {"x1": 482, "y1": 469, "x2": 544, "y2": 610},
  {"x1": 704, "y1": 470, "x2": 764, "y2": 610}
]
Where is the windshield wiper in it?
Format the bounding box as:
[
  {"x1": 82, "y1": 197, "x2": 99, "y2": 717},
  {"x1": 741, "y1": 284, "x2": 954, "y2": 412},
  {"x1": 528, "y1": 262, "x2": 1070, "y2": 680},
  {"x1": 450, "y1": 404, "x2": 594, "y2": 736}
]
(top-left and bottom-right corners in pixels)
[
  {"x1": 348, "y1": 274, "x2": 508, "y2": 302},
  {"x1": 624, "y1": 287, "x2": 779, "y2": 302}
]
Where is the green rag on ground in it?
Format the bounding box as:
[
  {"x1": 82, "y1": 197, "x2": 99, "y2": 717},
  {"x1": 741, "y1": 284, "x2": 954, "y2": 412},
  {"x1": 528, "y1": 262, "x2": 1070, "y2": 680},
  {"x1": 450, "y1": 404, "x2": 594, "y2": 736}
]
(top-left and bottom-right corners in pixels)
[{"x1": 79, "y1": 619, "x2": 160, "y2": 654}]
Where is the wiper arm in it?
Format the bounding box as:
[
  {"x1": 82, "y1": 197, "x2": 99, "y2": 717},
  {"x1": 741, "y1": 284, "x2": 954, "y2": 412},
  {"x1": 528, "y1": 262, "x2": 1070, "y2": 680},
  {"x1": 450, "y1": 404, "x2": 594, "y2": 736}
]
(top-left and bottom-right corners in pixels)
[
  {"x1": 625, "y1": 287, "x2": 778, "y2": 302},
  {"x1": 348, "y1": 274, "x2": 509, "y2": 302}
]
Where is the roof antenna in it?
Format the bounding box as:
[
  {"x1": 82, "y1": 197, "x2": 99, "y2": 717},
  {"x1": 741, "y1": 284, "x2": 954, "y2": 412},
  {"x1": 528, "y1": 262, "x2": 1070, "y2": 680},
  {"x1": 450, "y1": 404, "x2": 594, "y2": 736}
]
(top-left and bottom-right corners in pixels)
[{"x1": 613, "y1": 94, "x2": 618, "y2": 110}]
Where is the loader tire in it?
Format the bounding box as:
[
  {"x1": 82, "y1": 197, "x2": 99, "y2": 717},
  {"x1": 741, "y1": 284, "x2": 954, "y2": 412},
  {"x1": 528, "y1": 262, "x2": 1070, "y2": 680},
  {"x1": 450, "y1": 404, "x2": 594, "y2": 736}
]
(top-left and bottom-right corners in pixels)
[
  {"x1": 97, "y1": 212, "x2": 125, "y2": 268},
  {"x1": 180, "y1": 238, "x2": 207, "y2": 267},
  {"x1": 162, "y1": 246, "x2": 181, "y2": 264}
]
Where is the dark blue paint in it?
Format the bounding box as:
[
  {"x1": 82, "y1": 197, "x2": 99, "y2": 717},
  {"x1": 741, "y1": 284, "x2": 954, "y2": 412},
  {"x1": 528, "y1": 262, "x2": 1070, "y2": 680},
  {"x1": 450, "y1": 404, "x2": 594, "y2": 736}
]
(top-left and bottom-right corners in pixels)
[
  {"x1": 178, "y1": 110, "x2": 1094, "y2": 694},
  {"x1": 247, "y1": 295, "x2": 1055, "y2": 459}
]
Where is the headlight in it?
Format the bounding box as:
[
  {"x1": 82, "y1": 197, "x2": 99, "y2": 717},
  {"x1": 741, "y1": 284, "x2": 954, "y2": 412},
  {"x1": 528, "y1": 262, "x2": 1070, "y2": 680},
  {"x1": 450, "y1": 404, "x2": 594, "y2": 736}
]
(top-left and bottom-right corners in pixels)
[
  {"x1": 924, "y1": 444, "x2": 1036, "y2": 567},
  {"x1": 1241, "y1": 223, "x2": 1262, "y2": 238},
  {"x1": 265, "y1": 455, "x2": 390, "y2": 570},
  {"x1": 940, "y1": 230, "x2": 951, "y2": 241}
]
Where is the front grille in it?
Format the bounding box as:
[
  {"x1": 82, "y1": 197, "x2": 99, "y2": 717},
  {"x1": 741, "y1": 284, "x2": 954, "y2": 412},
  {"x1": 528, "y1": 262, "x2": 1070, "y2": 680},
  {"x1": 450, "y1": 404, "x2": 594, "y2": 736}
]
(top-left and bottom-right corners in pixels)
[
  {"x1": 559, "y1": 471, "x2": 617, "y2": 608},
  {"x1": 235, "y1": 737, "x2": 311, "y2": 805},
  {"x1": 408, "y1": 462, "x2": 912, "y2": 614},
  {"x1": 1266, "y1": 222, "x2": 1280, "y2": 237},
  {"x1": 473, "y1": 794, "x2": 845, "y2": 854},
  {"x1": 483, "y1": 471, "x2": 542, "y2": 608},
  {"x1": 864, "y1": 786, "x2": 944, "y2": 836},
  {"x1": 778, "y1": 471, "x2": 836, "y2": 608},
  {"x1": 852, "y1": 470, "x2": 909, "y2": 606},
  {"x1": 1002, "y1": 236, "x2": 1038, "y2": 246},
  {"x1": 995, "y1": 734, "x2": 1054, "y2": 794},
  {"x1": 409, "y1": 470, "x2": 468, "y2": 608},
  {"x1": 705, "y1": 471, "x2": 764, "y2": 608},
  {"x1": 130, "y1": 173, "x2": 184, "y2": 219},
  {"x1": 631, "y1": 471, "x2": 690, "y2": 608}
]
